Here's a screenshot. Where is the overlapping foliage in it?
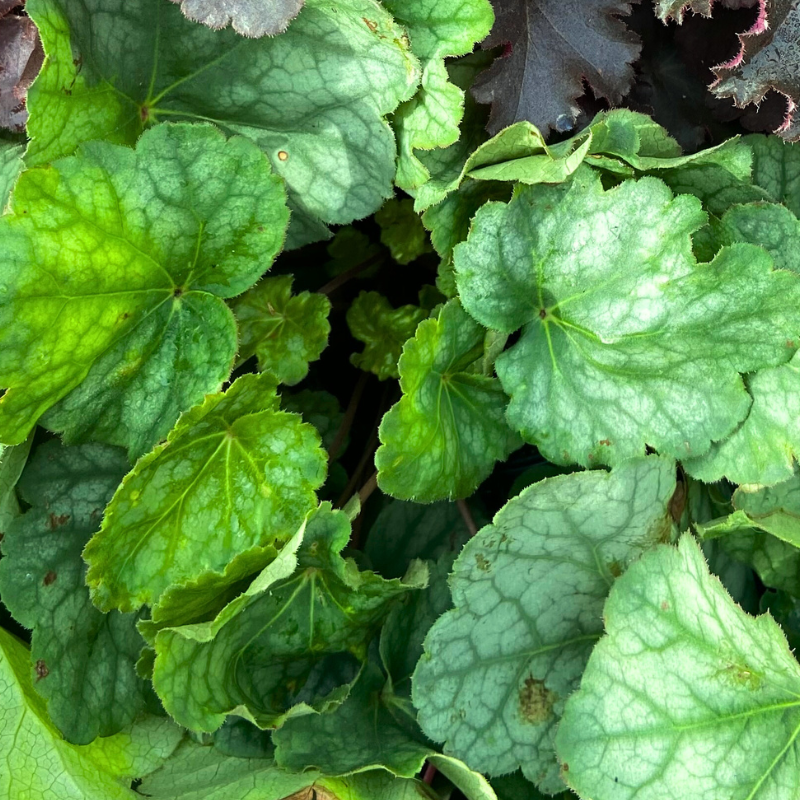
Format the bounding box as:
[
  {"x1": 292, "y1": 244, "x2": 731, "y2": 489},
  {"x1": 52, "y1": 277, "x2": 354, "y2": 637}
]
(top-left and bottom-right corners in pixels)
[{"x1": 5, "y1": 2, "x2": 800, "y2": 799}]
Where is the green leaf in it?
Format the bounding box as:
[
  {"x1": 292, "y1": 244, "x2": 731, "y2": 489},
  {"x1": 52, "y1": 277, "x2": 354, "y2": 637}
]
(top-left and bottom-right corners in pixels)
[
  {"x1": 0, "y1": 627, "x2": 182, "y2": 799},
  {"x1": 556, "y1": 534, "x2": 800, "y2": 800},
  {"x1": 0, "y1": 122, "x2": 288, "y2": 455},
  {"x1": 412, "y1": 456, "x2": 676, "y2": 792},
  {"x1": 139, "y1": 740, "x2": 445, "y2": 800},
  {"x1": 423, "y1": 179, "x2": 511, "y2": 298},
  {"x1": 383, "y1": 0, "x2": 493, "y2": 192},
  {"x1": 167, "y1": 0, "x2": 304, "y2": 36},
  {"x1": 0, "y1": 434, "x2": 31, "y2": 537},
  {"x1": 716, "y1": 201, "x2": 800, "y2": 272},
  {"x1": 151, "y1": 504, "x2": 423, "y2": 731},
  {"x1": 0, "y1": 141, "x2": 22, "y2": 209},
  {"x1": 455, "y1": 168, "x2": 800, "y2": 467},
  {"x1": 747, "y1": 134, "x2": 800, "y2": 216},
  {"x1": 697, "y1": 471, "x2": 800, "y2": 563},
  {"x1": 684, "y1": 349, "x2": 800, "y2": 485},
  {"x1": 84, "y1": 371, "x2": 326, "y2": 612},
  {"x1": 347, "y1": 291, "x2": 427, "y2": 380},
  {"x1": 411, "y1": 50, "x2": 493, "y2": 212},
  {"x1": 283, "y1": 389, "x2": 345, "y2": 455},
  {"x1": 273, "y1": 659, "x2": 431, "y2": 776},
  {"x1": 233, "y1": 275, "x2": 331, "y2": 385},
  {"x1": 364, "y1": 499, "x2": 481, "y2": 579},
  {"x1": 0, "y1": 441, "x2": 152, "y2": 744},
  {"x1": 375, "y1": 198, "x2": 433, "y2": 265},
  {"x1": 25, "y1": 0, "x2": 418, "y2": 245},
  {"x1": 376, "y1": 299, "x2": 521, "y2": 502}
]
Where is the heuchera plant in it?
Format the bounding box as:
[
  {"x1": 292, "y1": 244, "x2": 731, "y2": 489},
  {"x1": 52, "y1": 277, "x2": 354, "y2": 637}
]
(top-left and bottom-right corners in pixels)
[{"x1": 6, "y1": 1, "x2": 800, "y2": 798}]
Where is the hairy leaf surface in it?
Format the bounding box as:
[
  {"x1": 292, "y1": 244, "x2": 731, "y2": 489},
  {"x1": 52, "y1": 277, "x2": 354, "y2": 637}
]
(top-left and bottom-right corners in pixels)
[
  {"x1": 413, "y1": 456, "x2": 676, "y2": 792},
  {"x1": 471, "y1": 0, "x2": 640, "y2": 136},
  {"x1": 0, "y1": 123, "x2": 288, "y2": 455},
  {"x1": 376, "y1": 299, "x2": 520, "y2": 502},
  {"x1": 25, "y1": 0, "x2": 418, "y2": 244},
  {"x1": 167, "y1": 0, "x2": 304, "y2": 36},
  {"x1": 233, "y1": 276, "x2": 331, "y2": 386},
  {"x1": 455, "y1": 169, "x2": 800, "y2": 467},
  {"x1": 84, "y1": 372, "x2": 326, "y2": 612},
  {"x1": 557, "y1": 534, "x2": 800, "y2": 800},
  {"x1": 0, "y1": 441, "x2": 150, "y2": 743},
  {"x1": 712, "y1": 0, "x2": 800, "y2": 140}
]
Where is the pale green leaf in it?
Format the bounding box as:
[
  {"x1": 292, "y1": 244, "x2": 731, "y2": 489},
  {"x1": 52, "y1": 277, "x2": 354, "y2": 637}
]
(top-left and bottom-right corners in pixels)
[
  {"x1": 384, "y1": 0, "x2": 493, "y2": 192},
  {"x1": 376, "y1": 299, "x2": 521, "y2": 502},
  {"x1": 715, "y1": 201, "x2": 800, "y2": 273},
  {"x1": 347, "y1": 291, "x2": 427, "y2": 380},
  {"x1": 556, "y1": 534, "x2": 800, "y2": 800},
  {"x1": 233, "y1": 275, "x2": 331, "y2": 385},
  {"x1": 0, "y1": 628, "x2": 181, "y2": 799},
  {"x1": 375, "y1": 198, "x2": 433, "y2": 265},
  {"x1": 0, "y1": 141, "x2": 23, "y2": 209},
  {"x1": 139, "y1": 740, "x2": 443, "y2": 800},
  {"x1": 25, "y1": 0, "x2": 418, "y2": 246},
  {"x1": 84, "y1": 372, "x2": 326, "y2": 612},
  {"x1": 685, "y1": 349, "x2": 800, "y2": 486},
  {"x1": 454, "y1": 168, "x2": 800, "y2": 467},
  {"x1": 413, "y1": 456, "x2": 676, "y2": 792},
  {"x1": 0, "y1": 122, "x2": 288, "y2": 455},
  {"x1": 0, "y1": 441, "x2": 152, "y2": 744},
  {"x1": 151, "y1": 504, "x2": 422, "y2": 731}
]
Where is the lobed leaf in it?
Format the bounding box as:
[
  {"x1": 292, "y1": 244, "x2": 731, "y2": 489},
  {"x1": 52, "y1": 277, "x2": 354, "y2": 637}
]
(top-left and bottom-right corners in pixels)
[
  {"x1": 151, "y1": 504, "x2": 422, "y2": 731},
  {"x1": 84, "y1": 372, "x2": 326, "y2": 612},
  {"x1": 413, "y1": 456, "x2": 676, "y2": 792},
  {"x1": 455, "y1": 168, "x2": 800, "y2": 467},
  {"x1": 557, "y1": 534, "x2": 800, "y2": 800},
  {"x1": 347, "y1": 291, "x2": 427, "y2": 381},
  {"x1": 0, "y1": 122, "x2": 288, "y2": 456},
  {"x1": 233, "y1": 275, "x2": 331, "y2": 386},
  {"x1": 375, "y1": 299, "x2": 521, "y2": 502},
  {"x1": 25, "y1": 0, "x2": 419, "y2": 245},
  {"x1": 167, "y1": 0, "x2": 304, "y2": 37}
]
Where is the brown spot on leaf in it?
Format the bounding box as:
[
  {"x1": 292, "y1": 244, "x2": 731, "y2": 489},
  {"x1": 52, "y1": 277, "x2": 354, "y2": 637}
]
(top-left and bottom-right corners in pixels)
[
  {"x1": 35, "y1": 660, "x2": 48, "y2": 680},
  {"x1": 539, "y1": 308, "x2": 547, "y2": 319},
  {"x1": 599, "y1": 438, "x2": 611, "y2": 446},
  {"x1": 362, "y1": 17, "x2": 378, "y2": 32},
  {"x1": 43, "y1": 571, "x2": 57, "y2": 586},
  {"x1": 519, "y1": 676, "x2": 556, "y2": 724},
  {"x1": 788, "y1": 340, "x2": 796, "y2": 349},
  {"x1": 47, "y1": 513, "x2": 69, "y2": 530},
  {"x1": 661, "y1": 601, "x2": 670, "y2": 611},
  {"x1": 277, "y1": 150, "x2": 289, "y2": 161},
  {"x1": 562, "y1": 762, "x2": 569, "y2": 773},
  {"x1": 607, "y1": 560, "x2": 623, "y2": 578},
  {"x1": 475, "y1": 553, "x2": 491, "y2": 572}
]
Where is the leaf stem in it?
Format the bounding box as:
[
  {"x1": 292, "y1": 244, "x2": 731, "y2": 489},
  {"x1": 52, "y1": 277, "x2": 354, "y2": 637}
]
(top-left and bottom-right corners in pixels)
[
  {"x1": 317, "y1": 254, "x2": 383, "y2": 296},
  {"x1": 457, "y1": 498, "x2": 479, "y2": 537},
  {"x1": 421, "y1": 762, "x2": 438, "y2": 785},
  {"x1": 358, "y1": 471, "x2": 379, "y2": 506},
  {"x1": 329, "y1": 371, "x2": 369, "y2": 462}
]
